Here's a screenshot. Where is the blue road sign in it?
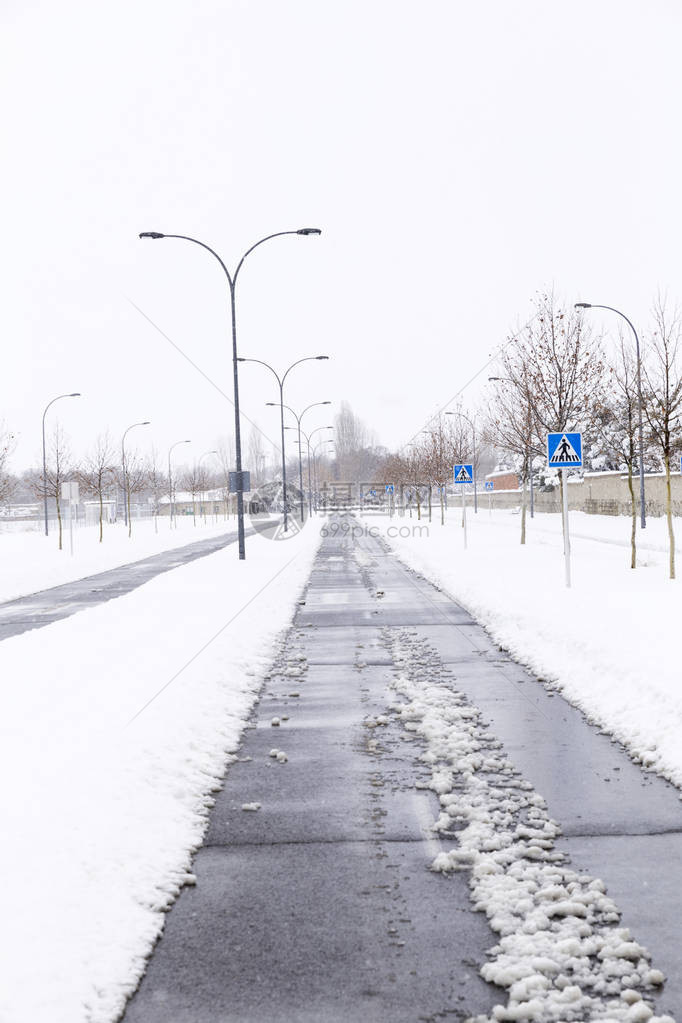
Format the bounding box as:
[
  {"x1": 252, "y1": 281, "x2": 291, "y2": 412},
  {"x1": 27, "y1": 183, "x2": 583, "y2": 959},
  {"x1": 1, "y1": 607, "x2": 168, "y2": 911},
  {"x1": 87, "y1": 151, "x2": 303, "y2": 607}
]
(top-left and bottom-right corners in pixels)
[
  {"x1": 484, "y1": 481, "x2": 494, "y2": 491},
  {"x1": 453, "y1": 464, "x2": 473, "y2": 484},
  {"x1": 385, "y1": 484, "x2": 394, "y2": 494},
  {"x1": 547, "y1": 432, "x2": 582, "y2": 468},
  {"x1": 369, "y1": 490, "x2": 376, "y2": 497}
]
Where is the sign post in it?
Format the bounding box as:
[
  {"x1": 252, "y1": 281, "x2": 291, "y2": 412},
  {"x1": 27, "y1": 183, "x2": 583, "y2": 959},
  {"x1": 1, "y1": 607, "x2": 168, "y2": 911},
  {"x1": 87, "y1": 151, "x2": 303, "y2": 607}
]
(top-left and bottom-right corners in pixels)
[
  {"x1": 453, "y1": 464, "x2": 473, "y2": 549},
  {"x1": 546, "y1": 432, "x2": 582, "y2": 588},
  {"x1": 485, "y1": 480, "x2": 494, "y2": 515},
  {"x1": 385, "y1": 484, "x2": 394, "y2": 518}
]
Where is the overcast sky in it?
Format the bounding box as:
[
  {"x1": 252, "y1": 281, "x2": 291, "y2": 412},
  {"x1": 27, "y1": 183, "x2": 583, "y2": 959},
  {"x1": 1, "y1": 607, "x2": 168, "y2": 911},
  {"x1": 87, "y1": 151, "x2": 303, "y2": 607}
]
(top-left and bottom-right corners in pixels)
[{"x1": 2, "y1": 0, "x2": 681, "y2": 473}]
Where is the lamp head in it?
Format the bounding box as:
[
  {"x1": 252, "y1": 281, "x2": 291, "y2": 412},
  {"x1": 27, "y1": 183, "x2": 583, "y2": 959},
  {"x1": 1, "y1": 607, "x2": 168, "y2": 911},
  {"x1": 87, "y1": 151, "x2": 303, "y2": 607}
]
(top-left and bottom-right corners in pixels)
[
  {"x1": 69, "y1": 392, "x2": 81, "y2": 397},
  {"x1": 297, "y1": 228, "x2": 322, "y2": 236},
  {"x1": 139, "y1": 232, "x2": 165, "y2": 239},
  {"x1": 316, "y1": 355, "x2": 329, "y2": 360},
  {"x1": 574, "y1": 302, "x2": 592, "y2": 309}
]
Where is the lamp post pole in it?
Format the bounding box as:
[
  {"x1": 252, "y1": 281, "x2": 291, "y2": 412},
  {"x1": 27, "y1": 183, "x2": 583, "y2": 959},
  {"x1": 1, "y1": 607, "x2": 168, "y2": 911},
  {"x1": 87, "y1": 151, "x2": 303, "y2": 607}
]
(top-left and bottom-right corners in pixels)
[
  {"x1": 168, "y1": 440, "x2": 191, "y2": 528},
  {"x1": 575, "y1": 302, "x2": 646, "y2": 528},
  {"x1": 274, "y1": 401, "x2": 331, "y2": 521},
  {"x1": 140, "y1": 227, "x2": 321, "y2": 558},
  {"x1": 42, "y1": 392, "x2": 81, "y2": 537},
  {"x1": 294, "y1": 425, "x2": 333, "y2": 515},
  {"x1": 445, "y1": 410, "x2": 478, "y2": 512},
  {"x1": 239, "y1": 356, "x2": 329, "y2": 531},
  {"x1": 122, "y1": 421, "x2": 151, "y2": 535}
]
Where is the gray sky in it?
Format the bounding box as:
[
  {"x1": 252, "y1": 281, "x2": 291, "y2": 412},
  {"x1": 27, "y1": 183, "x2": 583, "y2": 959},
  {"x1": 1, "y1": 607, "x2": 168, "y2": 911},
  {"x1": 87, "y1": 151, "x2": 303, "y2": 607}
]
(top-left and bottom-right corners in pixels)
[{"x1": 2, "y1": 0, "x2": 681, "y2": 472}]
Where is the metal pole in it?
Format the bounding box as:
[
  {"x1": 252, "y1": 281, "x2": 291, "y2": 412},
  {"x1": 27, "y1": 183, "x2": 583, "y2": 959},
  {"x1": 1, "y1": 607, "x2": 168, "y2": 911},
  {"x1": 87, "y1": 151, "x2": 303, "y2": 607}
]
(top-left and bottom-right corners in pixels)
[
  {"x1": 297, "y1": 418, "x2": 305, "y2": 522},
  {"x1": 462, "y1": 483, "x2": 467, "y2": 549},
  {"x1": 42, "y1": 410, "x2": 48, "y2": 537},
  {"x1": 562, "y1": 468, "x2": 571, "y2": 588},
  {"x1": 306, "y1": 434, "x2": 313, "y2": 517},
  {"x1": 530, "y1": 457, "x2": 535, "y2": 518},
  {"x1": 168, "y1": 449, "x2": 173, "y2": 529},
  {"x1": 473, "y1": 432, "x2": 478, "y2": 513},
  {"x1": 279, "y1": 381, "x2": 288, "y2": 532}
]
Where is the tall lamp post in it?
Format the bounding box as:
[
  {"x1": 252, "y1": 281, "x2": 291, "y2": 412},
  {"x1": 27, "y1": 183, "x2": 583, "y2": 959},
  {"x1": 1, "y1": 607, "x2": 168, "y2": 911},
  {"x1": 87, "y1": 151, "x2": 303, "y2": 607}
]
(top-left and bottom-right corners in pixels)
[
  {"x1": 239, "y1": 356, "x2": 329, "y2": 531},
  {"x1": 42, "y1": 392, "x2": 81, "y2": 537},
  {"x1": 312, "y1": 438, "x2": 335, "y2": 508},
  {"x1": 445, "y1": 410, "x2": 478, "y2": 512},
  {"x1": 271, "y1": 400, "x2": 331, "y2": 521},
  {"x1": 139, "y1": 227, "x2": 321, "y2": 559},
  {"x1": 122, "y1": 420, "x2": 151, "y2": 534},
  {"x1": 199, "y1": 449, "x2": 218, "y2": 522},
  {"x1": 575, "y1": 302, "x2": 647, "y2": 529},
  {"x1": 168, "y1": 439, "x2": 191, "y2": 528},
  {"x1": 290, "y1": 424, "x2": 333, "y2": 515}
]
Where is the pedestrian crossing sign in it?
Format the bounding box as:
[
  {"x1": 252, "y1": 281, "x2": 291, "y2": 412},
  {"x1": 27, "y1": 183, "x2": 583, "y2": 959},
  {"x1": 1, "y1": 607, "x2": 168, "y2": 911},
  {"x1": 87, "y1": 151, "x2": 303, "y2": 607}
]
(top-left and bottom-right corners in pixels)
[
  {"x1": 453, "y1": 464, "x2": 473, "y2": 484},
  {"x1": 485, "y1": 481, "x2": 494, "y2": 491},
  {"x1": 547, "y1": 432, "x2": 582, "y2": 468}
]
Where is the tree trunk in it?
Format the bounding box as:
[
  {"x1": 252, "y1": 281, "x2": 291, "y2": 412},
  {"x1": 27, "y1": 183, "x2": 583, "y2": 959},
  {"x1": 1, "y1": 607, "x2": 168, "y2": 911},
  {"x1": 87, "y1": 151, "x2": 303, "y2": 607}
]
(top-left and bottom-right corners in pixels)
[
  {"x1": 56, "y1": 495, "x2": 63, "y2": 551},
  {"x1": 665, "y1": 454, "x2": 675, "y2": 580},
  {"x1": 520, "y1": 479, "x2": 527, "y2": 545},
  {"x1": 98, "y1": 485, "x2": 104, "y2": 543},
  {"x1": 428, "y1": 485, "x2": 432, "y2": 522},
  {"x1": 440, "y1": 487, "x2": 444, "y2": 526},
  {"x1": 127, "y1": 487, "x2": 132, "y2": 538},
  {"x1": 193, "y1": 498, "x2": 197, "y2": 526},
  {"x1": 627, "y1": 463, "x2": 636, "y2": 569}
]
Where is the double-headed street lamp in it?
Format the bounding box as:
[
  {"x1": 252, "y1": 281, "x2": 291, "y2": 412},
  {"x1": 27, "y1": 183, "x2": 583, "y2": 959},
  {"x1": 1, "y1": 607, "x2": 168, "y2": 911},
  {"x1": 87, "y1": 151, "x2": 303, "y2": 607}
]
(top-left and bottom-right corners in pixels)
[
  {"x1": 287, "y1": 424, "x2": 333, "y2": 515},
  {"x1": 122, "y1": 421, "x2": 151, "y2": 534},
  {"x1": 239, "y1": 356, "x2": 329, "y2": 531},
  {"x1": 271, "y1": 400, "x2": 331, "y2": 521},
  {"x1": 168, "y1": 439, "x2": 191, "y2": 527},
  {"x1": 445, "y1": 410, "x2": 478, "y2": 512},
  {"x1": 575, "y1": 302, "x2": 646, "y2": 529},
  {"x1": 42, "y1": 392, "x2": 81, "y2": 537},
  {"x1": 139, "y1": 227, "x2": 321, "y2": 559}
]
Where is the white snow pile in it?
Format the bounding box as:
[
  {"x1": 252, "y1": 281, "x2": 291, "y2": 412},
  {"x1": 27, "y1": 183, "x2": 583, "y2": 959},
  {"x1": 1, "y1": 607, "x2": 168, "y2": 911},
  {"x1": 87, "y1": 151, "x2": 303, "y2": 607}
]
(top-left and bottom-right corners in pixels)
[{"x1": 384, "y1": 629, "x2": 674, "y2": 1023}]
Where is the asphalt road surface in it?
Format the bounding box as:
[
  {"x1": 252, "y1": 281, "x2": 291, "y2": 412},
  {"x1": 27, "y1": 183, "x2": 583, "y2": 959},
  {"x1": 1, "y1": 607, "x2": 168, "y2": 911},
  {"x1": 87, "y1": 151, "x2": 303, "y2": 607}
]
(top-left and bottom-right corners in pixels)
[
  {"x1": 0, "y1": 528, "x2": 245, "y2": 642},
  {"x1": 121, "y1": 514, "x2": 682, "y2": 1022}
]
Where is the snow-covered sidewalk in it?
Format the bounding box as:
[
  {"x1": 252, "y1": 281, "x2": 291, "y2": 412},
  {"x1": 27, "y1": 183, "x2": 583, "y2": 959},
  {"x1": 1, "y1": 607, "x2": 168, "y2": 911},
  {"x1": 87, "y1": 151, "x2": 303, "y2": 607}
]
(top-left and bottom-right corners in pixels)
[
  {"x1": 368, "y1": 507, "x2": 682, "y2": 793},
  {"x1": 0, "y1": 524, "x2": 322, "y2": 1023},
  {"x1": 0, "y1": 516, "x2": 239, "y2": 604}
]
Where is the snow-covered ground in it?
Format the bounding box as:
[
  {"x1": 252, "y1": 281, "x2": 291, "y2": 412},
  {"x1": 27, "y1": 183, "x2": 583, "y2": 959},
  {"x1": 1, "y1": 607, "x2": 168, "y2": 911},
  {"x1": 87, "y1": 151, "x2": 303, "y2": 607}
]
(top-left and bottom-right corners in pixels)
[
  {"x1": 0, "y1": 515, "x2": 240, "y2": 604},
  {"x1": 368, "y1": 507, "x2": 682, "y2": 793},
  {"x1": 0, "y1": 523, "x2": 322, "y2": 1023}
]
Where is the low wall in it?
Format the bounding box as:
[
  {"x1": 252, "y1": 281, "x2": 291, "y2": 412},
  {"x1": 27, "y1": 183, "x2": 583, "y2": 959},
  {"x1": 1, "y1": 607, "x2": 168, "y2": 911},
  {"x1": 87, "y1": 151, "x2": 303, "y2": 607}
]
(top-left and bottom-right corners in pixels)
[{"x1": 463, "y1": 470, "x2": 682, "y2": 517}]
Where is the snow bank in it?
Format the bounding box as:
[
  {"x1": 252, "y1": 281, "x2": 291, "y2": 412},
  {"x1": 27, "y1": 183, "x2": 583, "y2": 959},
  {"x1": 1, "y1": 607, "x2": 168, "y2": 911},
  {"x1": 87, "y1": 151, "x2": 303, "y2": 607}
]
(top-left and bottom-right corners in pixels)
[
  {"x1": 0, "y1": 516, "x2": 240, "y2": 604},
  {"x1": 0, "y1": 523, "x2": 322, "y2": 1023},
  {"x1": 371, "y1": 508, "x2": 682, "y2": 792}
]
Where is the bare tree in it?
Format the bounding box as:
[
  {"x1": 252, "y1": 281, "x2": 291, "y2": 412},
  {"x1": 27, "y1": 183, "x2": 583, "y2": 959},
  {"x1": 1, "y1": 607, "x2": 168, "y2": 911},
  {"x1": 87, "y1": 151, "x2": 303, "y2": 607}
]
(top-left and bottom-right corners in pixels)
[
  {"x1": 78, "y1": 432, "x2": 116, "y2": 543},
  {"x1": 31, "y1": 424, "x2": 73, "y2": 550},
  {"x1": 246, "y1": 425, "x2": 267, "y2": 489},
  {"x1": 485, "y1": 369, "x2": 537, "y2": 544},
  {"x1": 642, "y1": 298, "x2": 682, "y2": 579},
  {"x1": 592, "y1": 333, "x2": 642, "y2": 568},
  {"x1": 146, "y1": 448, "x2": 167, "y2": 534},
  {"x1": 0, "y1": 423, "x2": 17, "y2": 508},
  {"x1": 180, "y1": 463, "x2": 209, "y2": 526},
  {"x1": 122, "y1": 452, "x2": 149, "y2": 537}
]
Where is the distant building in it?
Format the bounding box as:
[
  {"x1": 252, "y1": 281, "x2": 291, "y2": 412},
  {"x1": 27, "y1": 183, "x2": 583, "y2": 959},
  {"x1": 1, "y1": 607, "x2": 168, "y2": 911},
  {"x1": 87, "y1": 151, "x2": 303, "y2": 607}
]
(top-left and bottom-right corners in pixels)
[{"x1": 485, "y1": 467, "x2": 519, "y2": 490}]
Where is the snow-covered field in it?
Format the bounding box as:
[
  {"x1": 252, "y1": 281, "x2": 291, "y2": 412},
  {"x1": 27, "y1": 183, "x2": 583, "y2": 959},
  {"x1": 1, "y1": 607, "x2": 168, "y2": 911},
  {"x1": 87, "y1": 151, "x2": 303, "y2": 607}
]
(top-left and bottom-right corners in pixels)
[
  {"x1": 0, "y1": 523, "x2": 322, "y2": 1023},
  {"x1": 0, "y1": 516, "x2": 240, "y2": 604},
  {"x1": 369, "y1": 507, "x2": 682, "y2": 793}
]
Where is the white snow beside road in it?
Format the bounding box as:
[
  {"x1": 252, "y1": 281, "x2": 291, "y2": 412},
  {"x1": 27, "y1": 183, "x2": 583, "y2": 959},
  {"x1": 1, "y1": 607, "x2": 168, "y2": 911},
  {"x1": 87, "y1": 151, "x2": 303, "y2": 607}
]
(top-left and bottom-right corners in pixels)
[
  {"x1": 370, "y1": 507, "x2": 682, "y2": 793},
  {"x1": 0, "y1": 516, "x2": 240, "y2": 604},
  {"x1": 0, "y1": 523, "x2": 322, "y2": 1023}
]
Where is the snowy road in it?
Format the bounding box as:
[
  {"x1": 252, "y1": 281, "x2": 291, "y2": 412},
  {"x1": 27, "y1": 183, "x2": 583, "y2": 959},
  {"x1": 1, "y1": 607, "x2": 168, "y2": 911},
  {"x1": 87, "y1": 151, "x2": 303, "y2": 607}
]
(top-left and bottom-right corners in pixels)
[
  {"x1": 121, "y1": 514, "x2": 682, "y2": 1022},
  {"x1": 0, "y1": 527, "x2": 249, "y2": 641}
]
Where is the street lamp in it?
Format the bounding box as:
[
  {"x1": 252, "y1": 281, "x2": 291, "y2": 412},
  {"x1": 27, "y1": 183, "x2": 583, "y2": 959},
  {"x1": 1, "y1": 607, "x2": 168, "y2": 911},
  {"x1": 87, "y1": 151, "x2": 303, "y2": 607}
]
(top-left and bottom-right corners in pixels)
[
  {"x1": 575, "y1": 302, "x2": 647, "y2": 528},
  {"x1": 122, "y1": 421, "x2": 151, "y2": 534},
  {"x1": 168, "y1": 439, "x2": 191, "y2": 528},
  {"x1": 312, "y1": 437, "x2": 335, "y2": 508},
  {"x1": 139, "y1": 227, "x2": 321, "y2": 559},
  {"x1": 199, "y1": 449, "x2": 218, "y2": 523},
  {"x1": 294, "y1": 424, "x2": 334, "y2": 515},
  {"x1": 270, "y1": 400, "x2": 331, "y2": 521},
  {"x1": 445, "y1": 410, "x2": 478, "y2": 512},
  {"x1": 42, "y1": 392, "x2": 81, "y2": 537},
  {"x1": 239, "y1": 356, "x2": 329, "y2": 531}
]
